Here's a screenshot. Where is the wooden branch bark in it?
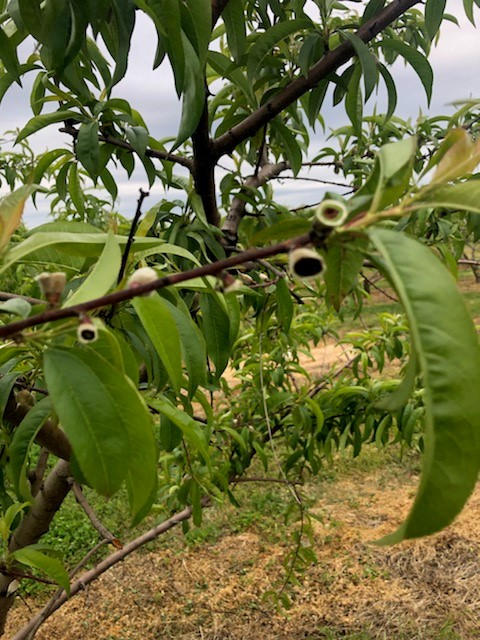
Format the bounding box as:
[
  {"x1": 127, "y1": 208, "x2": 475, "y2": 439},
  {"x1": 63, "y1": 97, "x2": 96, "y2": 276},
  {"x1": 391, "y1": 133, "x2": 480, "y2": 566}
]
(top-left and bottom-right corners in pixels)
[
  {"x1": 212, "y1": 0, "x2": 421, "y2": 159},
  {"x1": 222, "y1": 161, "x2": 288, "y2": 243},
  {"x1": 192, "y1": 103, "x2": 221, "y2": 226},
  {"x1": 5, "y1": 393, "x2": 71, "y2": 461}
]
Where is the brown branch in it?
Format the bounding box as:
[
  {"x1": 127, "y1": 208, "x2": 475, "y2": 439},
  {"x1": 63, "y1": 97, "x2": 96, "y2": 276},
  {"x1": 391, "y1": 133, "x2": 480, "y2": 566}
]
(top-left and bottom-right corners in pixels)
[
  {"x1": 29, "y1": 448, "x2": 49, "y2": 497},
  {"x1": 117, "y1": 188, "x2": 150, "y2": 285},
  {"x1": 222, "y1": 161, "x2": 288, "y2": 243},
  {"x1": 0, "y1": 570, "x2": 56, "y2": 587},
  {"x1": 59, "y1": 125, "x2": 194, "y2": 172},
  {"x1": 212, "y1": 0, "x2": 421, "y2": 159},
  {"x1": 71, "y1": 483, "x2": 121, "y2": 547},
  {"x1": 5, "y1": 393, "x2": 72, "y2": 461},
  {"x1": 192, "y1": 102, "x2": 220, "y2": 226},
  {"x1": 0, "y1": 233, "x2": 314, "y2": 340},
  {"x1": 212, "y1": 0, "x2": 230, "y2": 27},
  {"x1": 12, "y1": 502, "x2": 208, "y2": 640},
  {"x1": 0, "y1": 292, "x2": 43, "y2": 305}
]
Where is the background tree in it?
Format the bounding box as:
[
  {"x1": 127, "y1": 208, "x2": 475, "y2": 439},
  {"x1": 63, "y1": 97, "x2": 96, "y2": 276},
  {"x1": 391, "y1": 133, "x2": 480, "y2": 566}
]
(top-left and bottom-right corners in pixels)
[{"x1": 0, "y1": 0, "x2": 479, "y2": 636}]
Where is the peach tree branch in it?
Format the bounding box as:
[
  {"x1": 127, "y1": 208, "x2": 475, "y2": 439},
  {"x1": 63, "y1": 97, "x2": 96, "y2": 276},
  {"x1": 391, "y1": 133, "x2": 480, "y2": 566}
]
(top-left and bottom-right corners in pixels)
[
  {"x1": 0, "y1": 233, "x2": 314, "y2": 340},
  {"x1": 212, "y1": 0, "x2": 421, "y2": 159}
]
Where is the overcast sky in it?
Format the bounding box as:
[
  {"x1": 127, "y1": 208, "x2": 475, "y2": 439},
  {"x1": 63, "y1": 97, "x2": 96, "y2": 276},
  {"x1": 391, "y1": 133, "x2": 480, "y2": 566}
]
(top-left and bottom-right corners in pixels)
[{"x1": 1, "y1": 1, "x2": 479, "y2": 226}]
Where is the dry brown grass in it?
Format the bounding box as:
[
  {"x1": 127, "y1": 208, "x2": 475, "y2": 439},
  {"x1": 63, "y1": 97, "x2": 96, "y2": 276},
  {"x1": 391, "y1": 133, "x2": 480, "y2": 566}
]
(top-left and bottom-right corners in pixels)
[{"x1": 7, "y1": 466, "x2": 480, "y2": 639}]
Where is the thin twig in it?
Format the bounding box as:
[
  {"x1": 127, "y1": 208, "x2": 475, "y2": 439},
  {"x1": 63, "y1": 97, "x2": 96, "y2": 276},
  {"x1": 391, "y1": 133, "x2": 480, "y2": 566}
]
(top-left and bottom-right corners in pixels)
[
  {"x1": 0, "y1": 292, "x2": 43, "y2": 305},
  {"x1": 60, "y1": 125, "x2": 193, "y2": 171},
  {"x1": 71, "y1": 483, "x2": 121, "y2": 547},
  {"x1": 234, "y1": 476, "x2": 302, "y2": 485},
  {"x1": 0, "y1": 570, "x2": 55, "y2": 586},
  {"x1": 362, "y1": 275, "x2": 398, "y2": 302},
  {"x1": 116, "y1": 189, "x2": 150, "y2": 285}
]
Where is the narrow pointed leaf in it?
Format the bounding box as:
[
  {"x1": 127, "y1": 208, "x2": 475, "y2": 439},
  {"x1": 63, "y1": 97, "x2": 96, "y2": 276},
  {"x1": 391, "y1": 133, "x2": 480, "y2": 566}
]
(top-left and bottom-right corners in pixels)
[
  {"x1": 150, "y1": 396, "x2": 209, "y2": 460},
  {"x1": 425, "y1": 0, "x2": 446, "y2": 39},
  {"x1": 324, "y1": 240, "x2": 366, "y2": 311},
  {"x1": 412, "y1": 181, "x2": 480, "y2": 214},
  {"x1": 380, "y1": 38, "x2": 433, "y2": 104},
  {"x1": 11, "y1": 546, "x2": 70, "y2": 594},
  {"x1": 340, "y1": 30, "x2": 377, "y2": 100},
  {"x1": 222, "y1": 0, "x2": 246, "y2": 63},
  {"x1": 369, "y1": 228, "x2": 480, "y2": 543},
  {"x1": 133, "y1": 293, "x2": 183, "y2": 393},
  {"x1": 76, "y1": 121, "x2": 100, "y2": 180},
  {"x1": 0, "y1": 185, "x2": 37, "y2": 252},
  {"x1": 15, "y1": 110, "x2": 81, "y2": 143},
  {"x1": 63, "y1": 232, "x2": 121, "y2": 307},
  {"x1": 9, "y1": 397, "x2": 52, "y2": 501}
]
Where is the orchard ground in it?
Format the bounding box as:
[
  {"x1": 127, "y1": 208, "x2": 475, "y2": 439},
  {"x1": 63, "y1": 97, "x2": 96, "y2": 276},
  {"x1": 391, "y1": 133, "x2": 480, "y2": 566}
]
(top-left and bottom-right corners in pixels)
[{"x1": 5, "y1": 270, "x2": 480, "y2": 640}]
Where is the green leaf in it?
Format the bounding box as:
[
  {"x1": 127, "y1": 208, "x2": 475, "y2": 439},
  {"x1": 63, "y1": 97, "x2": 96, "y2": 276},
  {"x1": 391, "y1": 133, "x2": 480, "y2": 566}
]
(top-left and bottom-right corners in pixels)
[
  {"x1": 345, "y1": 63, "x2": 362, "y2": 136},
  {"x1": 276, "y1": 277, "x2": 294, "y2": 332},
  {"x1": 463, "y1": 0, "x2": 475, "y2": 24},
  {"x1": 161, "y1": 298, "x2": 207, "y2": 397},
  {"x1": 270, "y1": 119, "x2": 302, "y2": 176},
  {"x1": 159, "y1": 414, "x2": 182, "y2": 451},
  {"x1": 0, "y1": 232, "x2": 167, "y2": 274},
  {"x1": 0, "y1": 185, "x2": 37, "y2": 253},
  {"x1": 15, "y1": 110, "x2": 81, "y2": 144},
  {"x1": 9, "y1": 397, "x2": 52, "y2": 501},
  {"x1": 125, "y1": 125, "x2": 149, "y2": 157},
  {"x1": 63, "y1": 231, "x2": 121, "y2": 307},
  {"x1": 0, "y1": 26, "x2": 21, "y2": 81},
  {"x1": 76, "y1": 121, "x2": 100, "y2": 180},
  {"x1": 376, "y1": 350, "x2": 418, "y2": 411},
  {"x1": 185, "y1": 0, "x2": 211, "y2": 68},
  {"x1": 207, "y1": 50, "x2": 255, "y2": 106},
  {"x1": 0, "y1": 372, "x2": 20, "y2": 421},
  {"x1": 11, "y1": 546, "x2": 70, "y2": 595},
  {"x1": 150, "y1": 396, "x2": 209, "y2": 461},
  {"x1": 380, "y1": 38, "x2": 433, "y2": 104},
  {"x1": 247, "y1": 18, "x2": 311, "y2": 82},
  {"x1": 0, "y1": 298, "x2": 31, "y2": 318},
  {"x1": 173, "y1": 34, "x2": 205, "y2": 148},
  {"x1": 378, "y1": 63, "x2": 397, "y2": 122},
  {"x1": 356, "y1": 136, "x2": 416, "y2": 213},
  {"x1": 135, "y1": 0, "x2": 185, "y2": 94},
  {"x1": 67, "y1": 163, "x2": 85, "y2": 217},
  {"x1": 133, "y1": 293, "x2": 183, "y2": 393},
  {"x1": 104, "y1": 0, "x2": 136, "y2": 88},
  {"x1": 222, "y1": 0, "x2": 246, "y2": 63},
  {"x1": 44, "y1": 347, "x2": 153, "y2": 499},
  {"x1": 425, "y1": 0, "x2": 446, "y2": 39},
  {"x1": 251, "y1": 218, "x2": 311, "y2": 245},
  {"x1": 362, "y1": 0, "x2": 386, "y2": 23},
  {"x1": 369, "y1": 229, "x2": 480, "y2": 543},
  {"x1": 339, "y1": 30, "x2": 377, "y2": 100},
  {"x1": 411, "y1": 181, "x2": 480, "y2": 214},
  {"x1": 200, "y1": 292, "x2": 231, "y2": 377},
  {"x1": 324, "y1": 239, "x2": 366, "y2": 311}
]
